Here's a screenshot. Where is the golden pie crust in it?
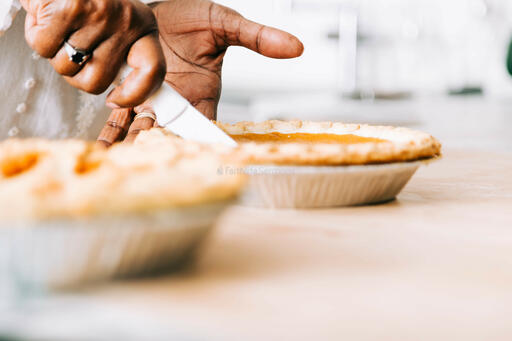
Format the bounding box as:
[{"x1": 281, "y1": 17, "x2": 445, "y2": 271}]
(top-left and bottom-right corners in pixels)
[
  {"x1": 0, "y1": 129, "x2": 244, "y2": 220},
  {"x1": 217, "y1": 120, "x2": 441, "y2": 166}
]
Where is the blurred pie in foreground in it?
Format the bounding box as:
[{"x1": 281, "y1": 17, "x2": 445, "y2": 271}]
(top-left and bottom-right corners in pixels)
[
  {"x1": 217, "y1": 120, "x2": 441, "y2": 165},
  {"x1": 0, "y1": 128, "x2": 244, "y2": 220},
  {"x1": 0, "y1": 129, "x2": 245, "y2": 288}
]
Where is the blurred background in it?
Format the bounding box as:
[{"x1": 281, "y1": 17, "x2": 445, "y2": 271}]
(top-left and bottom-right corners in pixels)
[{"x1": 216, "y1": 0, "x2": 512, "y2": 151}]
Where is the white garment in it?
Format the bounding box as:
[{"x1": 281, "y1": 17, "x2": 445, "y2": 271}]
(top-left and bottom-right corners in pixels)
[{"x1": 0, "y1": 0, "x2": 161, "y2": 140}]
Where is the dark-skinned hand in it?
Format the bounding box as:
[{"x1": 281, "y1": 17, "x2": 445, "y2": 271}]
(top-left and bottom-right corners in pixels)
[
  {"x1": 97, "y1": 0, "x2": 303, "y2": 147},
  {"x1": 20, "y1": 0, "x2": 166, "y2": 108}
]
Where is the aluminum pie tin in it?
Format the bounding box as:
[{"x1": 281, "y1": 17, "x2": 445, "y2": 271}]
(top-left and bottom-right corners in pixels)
[
  {"x1": 0, "y1": 201, "x2": 231, "y2": 291},
  {"x1": 240, "y1": 161, "x2": 429, "y2": 209}
]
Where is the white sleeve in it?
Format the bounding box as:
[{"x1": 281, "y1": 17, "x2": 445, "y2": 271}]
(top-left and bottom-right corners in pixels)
[{"x1": 0, "y1": 0, "x2": 21, "y2": 36}]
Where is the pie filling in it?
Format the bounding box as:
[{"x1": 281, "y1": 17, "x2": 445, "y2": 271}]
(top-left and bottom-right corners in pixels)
[{"x1": 229, "y1": 132, "x2": 388, "y2": 145}]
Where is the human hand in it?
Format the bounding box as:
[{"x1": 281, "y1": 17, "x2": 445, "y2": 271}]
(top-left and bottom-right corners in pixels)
[
  {"x1": 96, "y1": 0, "x2": 303, "y2": 147},
  {"x1": 20, "y1": 0, "x2": 166, "y2": 108}
]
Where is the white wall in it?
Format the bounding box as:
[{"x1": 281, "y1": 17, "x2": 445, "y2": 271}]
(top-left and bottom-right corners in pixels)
[
  {"x1": 217, "y1": 0, "x2": 341, "y2": 97},
  {"x1": 216, "y1": 0, "x2": 512, "y2": 99}
]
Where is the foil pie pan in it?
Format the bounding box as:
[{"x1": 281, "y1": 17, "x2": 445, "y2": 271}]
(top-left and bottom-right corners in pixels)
[
  {"x1": 241, "y1": 161, "x2": 426, "y2": 209},
  {"x1": 0, "y1": 201, "x2": 230, "y2": 290}
]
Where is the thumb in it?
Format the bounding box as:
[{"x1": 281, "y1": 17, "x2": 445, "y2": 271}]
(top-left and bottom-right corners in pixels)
[
  {"x1": 237, "y1": 18, "x2": 304, "y2": 59},
  {"x1": 216, "y1": 5, "x2": 304, "y2": 59}
]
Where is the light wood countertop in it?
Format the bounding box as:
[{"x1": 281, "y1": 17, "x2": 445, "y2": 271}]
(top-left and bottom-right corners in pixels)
[
  {"x1": 79, "y1": 149, "x2": 512, "y2": 340},
  {"x1": 3, "y1": 149, "x2": 512, "y2": 340}
]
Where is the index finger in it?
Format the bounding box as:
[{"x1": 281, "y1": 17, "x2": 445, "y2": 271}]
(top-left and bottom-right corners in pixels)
[{"x1": 106, "y1": 33, "x2": 166, "y2": 109}]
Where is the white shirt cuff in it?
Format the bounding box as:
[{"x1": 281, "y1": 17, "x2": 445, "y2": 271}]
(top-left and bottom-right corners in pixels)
[{"x1": 0, "y1": 0, "x2": 21, "y2": 36}]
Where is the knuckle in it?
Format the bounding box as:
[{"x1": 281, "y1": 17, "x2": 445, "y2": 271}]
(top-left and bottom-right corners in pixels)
[
  {"x1": 85, "y1": 82, "x2": 107, "y2": 95},
  {"x1": 120, "y1": 4, "x2": 135, "y2": 32},
  {"x1": 122, "y1": 2, "x2": 157, "y2": 37},
  {"x1": 94, "y1": 0, "x2": 108, "y2": 15},
  {"x1": 90, "y1": 0, "x2": 110, "y2": 23},
  {"x1": 127, "y1": 128, "x2": 144, "y2": 137},
  {"x1": 96, "y1": 139, "x2": 112, "y2": 148},
  {"x1": 80, "y1": 70, "x2": 110, "y2": 94},
  {"x1": 51, "y1": 56, "x2": 80, "y2": 77},
  {"x1": 86, "y1": 85, "x2": 107, "y2": 95},
  {"x1": 30, "y1": 42, "x2": 56, "y2": 59},
  {"x1": 63, "y1": 0, "x2": 85, "y2": 21},
  {"x1": 52, "y1": 63, "x2": 70, "y2": 76},
  {"x1": 25, "y1": 31, "x2": 53, "y2": 58},
  {"x1": 80, "y1": 83, "x2": 102, "y2": 95},
  {"x1": 24, "y1": 33, "x2": 39, "y2": 53},
  {"x1": 134, "y1": 104, "x2": 153, "y2": 114}
]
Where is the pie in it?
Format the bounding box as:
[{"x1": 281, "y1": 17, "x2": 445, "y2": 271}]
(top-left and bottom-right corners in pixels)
[
  {"x1": 216, "y1": 120, "x2": 441, "y2": 166},
  {"x1": 0, "y1": 129, "x2": 244, "y2": 220}
]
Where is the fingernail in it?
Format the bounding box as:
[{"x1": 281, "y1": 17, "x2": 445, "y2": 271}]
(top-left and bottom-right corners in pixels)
[{"x1": 107, "y1": 102, "x2": 120, "y2": 109}]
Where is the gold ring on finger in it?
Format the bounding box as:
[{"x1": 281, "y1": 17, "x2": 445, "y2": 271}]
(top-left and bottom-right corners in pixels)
[{"x1": 133, "y1": 112, "x2": 157, "y2": 121}]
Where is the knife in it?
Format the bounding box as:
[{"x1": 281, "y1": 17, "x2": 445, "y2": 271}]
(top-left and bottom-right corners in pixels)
[{"x1": 117, "y1": 66, "x2": 237, "y2": 147}]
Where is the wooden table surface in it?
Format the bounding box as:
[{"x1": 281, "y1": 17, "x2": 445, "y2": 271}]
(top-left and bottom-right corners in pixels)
[
  {"x1": 4, "y1": 149, "x2": 512, "y2": 340},
  {"x1": 70, "y1": 149, "x2": 511, "y2": 341}
]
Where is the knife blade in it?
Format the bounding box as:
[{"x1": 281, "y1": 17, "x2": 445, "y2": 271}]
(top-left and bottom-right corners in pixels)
[
  {"x1": 117, "y1": 66, "x2": 237, "y2": 147},
  {"x1": 151, "y1": 83, "x2": 237, "y2": 147}
]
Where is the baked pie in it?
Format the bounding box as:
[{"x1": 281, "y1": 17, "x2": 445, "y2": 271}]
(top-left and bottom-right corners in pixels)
[
  {"x1": 215, "y1": 120, "x2": 441, "y2": 209},
  {"x1": 0, "y1": 129, "x2": 246, "y2": 287},
  {"x1": 216, "y1": 120, "x2": 441, "y2": 166}
]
